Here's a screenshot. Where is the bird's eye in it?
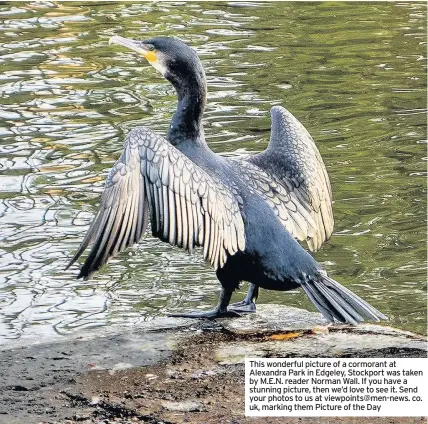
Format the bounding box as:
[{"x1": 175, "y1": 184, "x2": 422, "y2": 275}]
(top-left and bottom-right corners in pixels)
[{"x1": 147, "y1": 44, "x2": 155, "y2": 51}]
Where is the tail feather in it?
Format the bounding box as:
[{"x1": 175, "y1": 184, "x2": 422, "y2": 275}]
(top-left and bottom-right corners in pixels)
[
  {"x1": 301, "y1": 274, "x2": 388, "y2": 325},
  {"x1": 300, "y1": 282, "x2": 340, "y2": 323},
  {"x1": 314, "y1": 280, "x2": 365, "y2": 324}
]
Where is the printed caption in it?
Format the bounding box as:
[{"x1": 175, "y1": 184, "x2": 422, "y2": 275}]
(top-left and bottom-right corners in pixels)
[{"x1": 245, "y1": 358, "x2": 427, "y2": 416}]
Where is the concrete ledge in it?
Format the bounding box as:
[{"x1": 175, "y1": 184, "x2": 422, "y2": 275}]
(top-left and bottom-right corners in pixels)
[{"x1": 0, "y1": 305, "x2": 426, "y2": 424}]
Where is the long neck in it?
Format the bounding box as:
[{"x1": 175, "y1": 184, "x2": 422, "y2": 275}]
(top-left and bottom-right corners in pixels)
[{"x1": 167, "y1": 72, "x2": 207, "y2": 146}]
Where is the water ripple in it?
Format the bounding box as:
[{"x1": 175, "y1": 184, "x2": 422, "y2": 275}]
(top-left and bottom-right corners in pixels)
[{"x1": 0, "y1": 1, "x2": 426, "y2": 345}]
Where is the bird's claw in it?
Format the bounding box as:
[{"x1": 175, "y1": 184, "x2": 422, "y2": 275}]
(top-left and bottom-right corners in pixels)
[
  {"x1": 168, "y1": 308, "x2": 242, "y2": 319},
  {"x1": 227, "y1": 300, "x2": 257, "y2": 314}
]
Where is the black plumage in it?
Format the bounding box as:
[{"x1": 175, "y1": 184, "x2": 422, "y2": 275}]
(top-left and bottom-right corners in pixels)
[{"x1": 66, "y1": 36, "x2": 387, "y2": 324}]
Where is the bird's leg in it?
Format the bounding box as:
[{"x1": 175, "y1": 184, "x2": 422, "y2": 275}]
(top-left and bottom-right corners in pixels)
[
  {"x1": 228, "y1": 283, "x2": 259, "y2": 313},
  {"x1": 167, "y1": 288, "x2": 241, "y2": 319}
]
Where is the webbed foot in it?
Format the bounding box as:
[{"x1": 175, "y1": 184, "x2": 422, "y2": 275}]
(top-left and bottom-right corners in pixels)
[
  {"x1": 168, "y1": 309, "x2": 241, "y2": 319},
  {"x1": 227, "y1": 300, "x2": 256, "y2": 314},
  {"x1": 227, "y1": 283, "x2": 259, "y2": 314}
]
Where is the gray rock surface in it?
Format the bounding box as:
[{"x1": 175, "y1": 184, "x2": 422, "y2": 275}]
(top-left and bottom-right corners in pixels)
[{"x1": 0, "y1": 305, "x2": 426, "y2": 424}]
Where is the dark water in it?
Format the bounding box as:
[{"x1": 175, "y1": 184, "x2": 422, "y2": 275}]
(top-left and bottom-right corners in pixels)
[{"x1": 0, "y1": 1, "x2": 426, "y2": 344}]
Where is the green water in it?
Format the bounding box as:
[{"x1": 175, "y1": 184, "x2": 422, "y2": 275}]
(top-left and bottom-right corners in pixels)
[{"x1": 0, "y1": 1, "x2": 426, "y2": 343}]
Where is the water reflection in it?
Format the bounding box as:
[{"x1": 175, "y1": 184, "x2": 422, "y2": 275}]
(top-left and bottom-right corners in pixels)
[{"x1": 0, "y1": 1, "x2": 426, "y2": 344}]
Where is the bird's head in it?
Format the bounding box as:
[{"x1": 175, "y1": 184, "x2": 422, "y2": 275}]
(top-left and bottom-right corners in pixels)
[{"x1": 109, "y1": 35, "x2": 206, "y2": 94}]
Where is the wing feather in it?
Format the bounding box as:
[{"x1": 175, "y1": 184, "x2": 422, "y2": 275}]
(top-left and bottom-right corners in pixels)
[
  {"x1": 235, "y1": 159, "x2": 318, "y2": 243},
  {"x1": 203, "y1": 210, "x2": 211, "y2": 260},
  {"x1": 175, "y1": 191, "x2": 183, "y2": 247},
  {"x1": 162, "y1": 185, "x2": 169, "y2": 240},
  {"x1": 168, "y1": 188, "x2": 176, "y2": 245},
  {"x1": 185, "y1": 197, "x2": 193, "y2": 251}
]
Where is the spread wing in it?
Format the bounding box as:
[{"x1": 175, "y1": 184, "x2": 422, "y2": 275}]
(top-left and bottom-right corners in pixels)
[
  {"x1": 66, "y1": 127, "x2": 245, "y2": 279},
  {"x1": 247, "y1": 106, "x2": 334, "y2": 251}
]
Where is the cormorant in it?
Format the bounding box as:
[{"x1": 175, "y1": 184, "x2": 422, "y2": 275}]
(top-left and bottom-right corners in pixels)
[{"x1": 66, "y1": 36, "x2": 387, "y2": 324}]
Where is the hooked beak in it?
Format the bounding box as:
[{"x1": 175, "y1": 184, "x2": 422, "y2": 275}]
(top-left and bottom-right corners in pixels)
[{"x1": 109, "y1": 35, "x2": 158, "y2": 63}]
